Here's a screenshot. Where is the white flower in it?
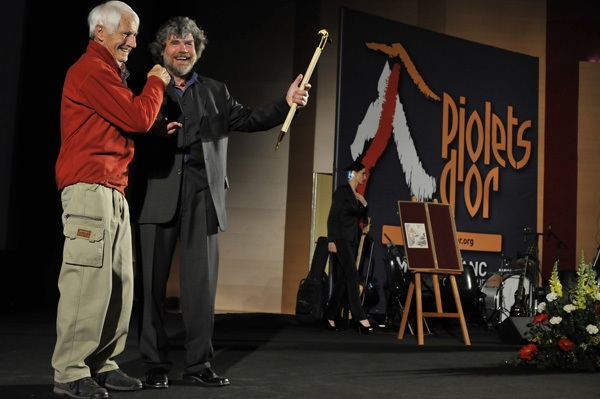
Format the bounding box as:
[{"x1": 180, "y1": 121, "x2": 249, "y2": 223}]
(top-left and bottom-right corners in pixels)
[
  {"x1": 596, "y1": 292, "x2": 600, "y2": 301},
  {"x1": 586, "y1": 325, "x2": 599, "y2": 334},
  {"x1": 564, "y1": 304, "x2": 576, "y2": 313},
  {"x1": 537, "y1": 302, "x2": 546, "y2": 312},
  {"x1": 550, "y1": 316, "x2": 562, "y2": 325},
  {"x1": 546, "y1": 292, "x2": 558, "y2": 302}
]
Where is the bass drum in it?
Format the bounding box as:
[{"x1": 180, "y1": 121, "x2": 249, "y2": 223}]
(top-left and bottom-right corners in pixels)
[
  {"x1": 481, "y1": 274, "x2": 502, "y2": 324},
  {"x1": 481, "y1": 274, "x2": 530, "y2": 324}
]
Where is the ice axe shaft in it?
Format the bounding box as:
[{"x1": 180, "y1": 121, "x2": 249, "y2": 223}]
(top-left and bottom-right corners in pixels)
[{"x1": 275, "y1": 29, "x2": 330, "y2": 151}]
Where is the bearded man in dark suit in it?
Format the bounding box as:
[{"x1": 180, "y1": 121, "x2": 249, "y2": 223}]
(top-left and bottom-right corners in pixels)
[{"x1": 131, "y1": 16, "x2": 310, "y2": 390}]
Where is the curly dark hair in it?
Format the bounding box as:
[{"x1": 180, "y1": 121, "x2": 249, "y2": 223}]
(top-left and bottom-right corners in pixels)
[{"x1": 148, "y1": 16, "x2": 208, "y2": 64}]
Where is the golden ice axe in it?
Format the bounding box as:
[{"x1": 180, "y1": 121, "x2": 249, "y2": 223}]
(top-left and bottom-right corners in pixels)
[{"x1": 275, "y1": 29, "x2": 331, "y2": 151}]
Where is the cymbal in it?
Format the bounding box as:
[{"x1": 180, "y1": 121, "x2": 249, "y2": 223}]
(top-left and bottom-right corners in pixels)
[
  {"x1": 503, "y1": 257, "x2": 537, "y2": 269},
  {"x1": 504, "y1": 260, "x2": 523, "y2": 268},
  {"x1": 515, "y1": 257, "x2": 538, "y2": 267},
  {"x1": 497, "y1": 269, "x2": 520, "y2": 275}
]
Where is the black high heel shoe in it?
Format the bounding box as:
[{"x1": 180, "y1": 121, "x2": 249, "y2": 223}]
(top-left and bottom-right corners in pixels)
[
  {"x1": 325, "y1": 320, "x2": 339, "y2": 332},
  {"x1": 357, "y1": 323, "x2": 375, "y2": 335}
]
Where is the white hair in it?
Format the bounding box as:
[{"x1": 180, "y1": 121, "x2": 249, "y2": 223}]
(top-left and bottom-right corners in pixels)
[{"x1": 87, "y1": 1, "x2": 139, "y2": 39}]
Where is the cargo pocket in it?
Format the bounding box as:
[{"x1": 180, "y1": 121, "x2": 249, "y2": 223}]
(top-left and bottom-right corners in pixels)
[{"x1": 63, "y1": 217, "x2": 105, "y2": 268}]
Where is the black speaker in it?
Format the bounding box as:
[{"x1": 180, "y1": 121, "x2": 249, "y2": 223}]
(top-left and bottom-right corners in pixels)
[{"x1": 499, "y1": 317, "x2": 533, "y2": 344}]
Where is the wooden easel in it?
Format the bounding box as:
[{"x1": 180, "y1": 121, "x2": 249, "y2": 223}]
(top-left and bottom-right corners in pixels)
[
  {"x1": 396, "y1": 200, "x2": 470, "y2": 345},
  {"x1": 398, "y1": 271, "x2": 470, "y2": 345}
]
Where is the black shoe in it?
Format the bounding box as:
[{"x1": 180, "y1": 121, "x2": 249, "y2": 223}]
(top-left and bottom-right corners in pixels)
[
  {"x1": 183, "y1": 367, "x2": 230, "y2": 387},
  {"x1": 94, "y1": 369, "x2": 142, "y2": 391},
  {"x1": 53, "y1": 377, "x2": 108, "y2": 399},
  {"x1": 144, "y1": 367, "x2": 169, "y2": 389},
  {"x1": 357, "y1": 324, "x2": 375, "y2": 335},
  {"x1": 325, "y1": 320, "x2": 339, "y2": 332}
]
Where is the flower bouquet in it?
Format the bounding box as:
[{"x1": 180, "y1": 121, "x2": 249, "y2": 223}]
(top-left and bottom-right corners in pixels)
[{"x1": 515, "y1": 251, "x2": 600, "y2": 371}]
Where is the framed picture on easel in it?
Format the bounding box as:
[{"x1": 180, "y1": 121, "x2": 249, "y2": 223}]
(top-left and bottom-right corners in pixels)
[
  {"x1": 398, "y1": 201, "x2": 462, "y2": 273},
  {"x1": 397, "y1": 200, "x2": 469, "y2": 345}
]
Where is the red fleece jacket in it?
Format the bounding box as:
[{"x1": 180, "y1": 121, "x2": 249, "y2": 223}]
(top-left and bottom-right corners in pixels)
[{"x1": 55, "y1": 40, "x2": 164, "y2": 196}]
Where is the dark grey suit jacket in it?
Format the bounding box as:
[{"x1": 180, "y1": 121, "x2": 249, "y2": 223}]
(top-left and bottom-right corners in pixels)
[{"x1": 132, "y1": 74, "x2": 290, "y2": 232}]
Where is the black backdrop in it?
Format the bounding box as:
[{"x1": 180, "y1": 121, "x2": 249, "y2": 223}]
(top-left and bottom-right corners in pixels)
[{"x1": 1, "y1": 0, "x2": 297, "y2": 312}]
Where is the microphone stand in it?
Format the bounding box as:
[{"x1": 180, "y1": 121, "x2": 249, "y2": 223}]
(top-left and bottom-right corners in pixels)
[
  {"x1": 523, "y1": 228, "x2": 542, "y2": 314},
  {"x1": 547, "y1": 228, "x2": 568, "y2": 271},
  {"x1": 547, "y1": 228, "x2": 571, "y2": 302},
  {"x1": 532, "y1": 232, "x2": 544, "y2": 313},
  {"x1": 593, "y1": 245, "x2": 600, "y2": 285}
]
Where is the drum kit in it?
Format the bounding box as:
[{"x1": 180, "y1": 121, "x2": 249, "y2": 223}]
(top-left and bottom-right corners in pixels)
[{"x1": 481, "y1": 254, "x2": 538, "y2": 326}]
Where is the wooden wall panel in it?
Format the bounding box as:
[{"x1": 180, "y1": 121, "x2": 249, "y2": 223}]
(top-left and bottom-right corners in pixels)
[{"x1": 577, "y1": 62, "x2": 600, "y2": 264}]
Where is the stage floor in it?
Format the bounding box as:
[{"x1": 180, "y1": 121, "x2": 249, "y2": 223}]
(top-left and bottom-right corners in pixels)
[{"x1": 1, "y1": 307, "x2": 598, "y2": 399}]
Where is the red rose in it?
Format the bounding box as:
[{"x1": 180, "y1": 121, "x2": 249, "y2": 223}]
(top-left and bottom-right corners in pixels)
[
  {"x1": 519, "y1": 343, "x2": 538, "y2": 360},
  {"x1": 596, "y1": 303, "x2": 600, "y2": 316},
  {"x1": 558, "y1": 338, "x2": 574, "y2": 351},
  {"x1": 534, "y1": 313, "x2": 548, "y2": 324}
]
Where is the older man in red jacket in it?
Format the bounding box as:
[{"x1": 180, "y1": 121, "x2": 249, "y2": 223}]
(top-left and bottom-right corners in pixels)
[{"x1": 52, "y1": 2, "x2": 170, "y2": 399}]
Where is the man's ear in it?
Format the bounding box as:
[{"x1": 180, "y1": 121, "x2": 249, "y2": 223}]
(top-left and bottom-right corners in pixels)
[{"x1": 94, "y1": 24, "x2": 104, "y2": 41}]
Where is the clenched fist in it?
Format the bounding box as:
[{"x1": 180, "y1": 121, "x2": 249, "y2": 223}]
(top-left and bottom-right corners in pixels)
[{"x1": 147, "y1": 64, "x2": 171, "y2": 86}]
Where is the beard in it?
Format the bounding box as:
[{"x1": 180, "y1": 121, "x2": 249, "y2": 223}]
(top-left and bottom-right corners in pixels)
[{"x1": 164, "y1": 54, "x2": 196, "y2": 78}]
